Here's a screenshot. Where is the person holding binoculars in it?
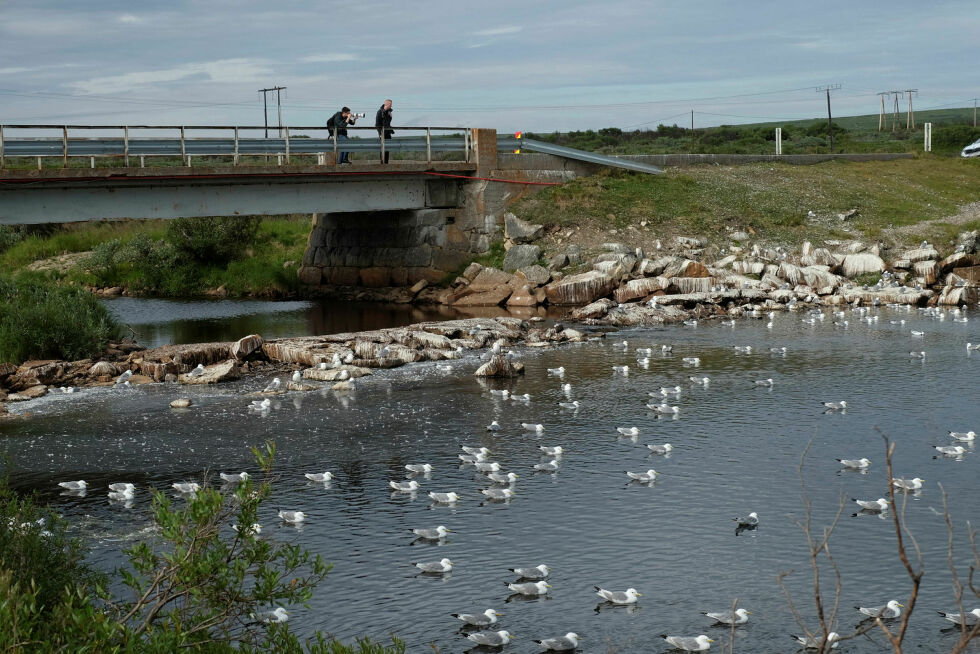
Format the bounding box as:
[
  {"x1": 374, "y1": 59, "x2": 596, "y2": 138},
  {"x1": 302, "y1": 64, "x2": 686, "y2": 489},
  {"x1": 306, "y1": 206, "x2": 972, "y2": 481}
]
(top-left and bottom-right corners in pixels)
[{"x1": 327, "y1": 106, "x2": 363, "y2": 165}]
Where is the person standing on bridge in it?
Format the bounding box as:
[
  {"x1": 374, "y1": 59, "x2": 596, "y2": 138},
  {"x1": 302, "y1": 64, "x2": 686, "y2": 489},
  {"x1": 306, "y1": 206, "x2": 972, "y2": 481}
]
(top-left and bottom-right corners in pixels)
[
  {"x1": 375, "y1": 99, "x2": 394, "y2": 164},
  {"x1": 328, "y1": 107, "x2": 357, "y2": 164}
]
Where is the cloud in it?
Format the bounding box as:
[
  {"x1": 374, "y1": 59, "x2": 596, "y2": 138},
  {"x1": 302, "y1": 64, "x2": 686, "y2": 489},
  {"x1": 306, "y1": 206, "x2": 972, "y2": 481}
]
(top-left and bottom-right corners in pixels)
[
  {"x1": 473, "y1": 25, "x2": 522, "y2": 37},
  {"x1": 301, "y1": 53, "x2": 360, "y2": 63},
  {"x1": 117, "y1": 14, "x2": 143, "y2": 24},
  {"x1": 67, "y1": 58, "x2": 274, "y2": 95},
  {"x1": 0, "y1": 67, "x2": 34, "y2": 76}
]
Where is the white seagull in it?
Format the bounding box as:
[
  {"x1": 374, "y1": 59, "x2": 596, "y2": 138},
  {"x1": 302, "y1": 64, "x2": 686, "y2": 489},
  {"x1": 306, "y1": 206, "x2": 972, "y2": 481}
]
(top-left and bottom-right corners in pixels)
[
  {"x1": 837, "y1": 457, "x2": 871, "y2": 470},
  {"x1": 304, "y1": 472, "x2": 333, "y2": 482},
  {"x1": 452, "y1": 608, "x2": 500, "y2": 627},
  {"x1": 278, "y1": 510, "x2": 306, "y2": 523},
  {"x1": 414, "y1": 557, "x2": 453, "y2": 573},
  {"x1": 595, "y1": 586, "x2": 641, "y2": 604},
  {"x1": 626, "y1": 469, "x2": 658, "y2": 483},
  {"x1": 388, "y1": 480, "x2": 419, "y2": 492},
  {"x1": 660, "y1": 635, "x2": 713, "y2": 652},
  {"x1": 412, "y1": 525, "x2": 450, "y2": 540},
  {"x1": 466, "y1": 631, "x2": 513, "y2": 647},
  {"x1": 534, "y1": 632, "x2": 580, "y2": 651},
  {"x1": 856, "y1": 599, "x2": 904, "y2": 619}
]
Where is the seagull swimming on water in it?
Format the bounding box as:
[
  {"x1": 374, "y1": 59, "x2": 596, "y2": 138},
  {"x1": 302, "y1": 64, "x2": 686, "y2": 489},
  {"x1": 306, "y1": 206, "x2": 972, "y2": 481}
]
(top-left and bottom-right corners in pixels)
[
  {"x1": 278, "y1": 510, "x2": 305, "y2": 524},
  {"x1": 389, "y1": 480, "x2": 419, "y2": 492},
  {"x1": 660, "y1": 634, "x2": 713, "y2": 652},
  {"x1": 405, "y1": 463, "x2": 433, "y2": 474},
  {"x1": 937, "y1": 608, "x2": 980, "y2": 625},
  {"x1": 646, "y1": 443, "x2": 673, "y2": 455},
  {"x1": 892, "y1": 477, "x2": 924, "y2": 491},
  {"x1": 452, "y1": 608, "x2": 500, "y2": 627},
  {"x1": 856, "y1": 599, "x2": 904, "y2": 619},
  {"x1": 414, "y1": 557, "x2": 453, "y2": 573},
  {"x1": 949, "y1": 430, "x2": 976, "y2": 441},
  {"x1": 172, "y1": 482, "x2": 200, "y2": 494},
  {"x1": 822, "y1": 400, "x2": 847, "y2": 411},
  {"x1": 534, "y1": 632, "x2": 580, "y2": 651},
  {"x1": 934, "y1": 445, "x2": 967, "y2": 456},
  {"x1": 617, "y1": 427, "x2": 639, "y2": 436},
  {"x1": 486, "y1": 471, "x2": 519, "y2": 484},
  {"x1": 522, "y1": 423, "x2": 545, "y2": 432},
  {"x1": 539, "y1": 445, "x2": 563, "y2": 456},
  {"x1": 595, "y1": 586, "x2": 641, "y2": 604},
  {"x1": 703, "y1": 608, "x2": 751, "y2": 625},
  {"x1": 791, "y1": 632, "x2": 839, "y2": 649},
  {"x1": 57, "y1": 480, "x2": 87, "y2": 491},
  {"x1": 304, "y1": 472, "x2": 333, "y2": 482},
  {"x1": 486, "y1": 420, "x2": 501, "y2": 431},
  {"x1": 853, "y1": 497, "x2": 890, "y2": 512},
  {"x1": 626, "y1": 469, "x2": 658, "y2": 483},
  {"x1": 412, "y1": 525, "x2": 449, "y2": 540},
  {"x1": 219, "y1": 471, "x2": 249, "y2": 483},
  {"x1": 837, "y1": 457, "x2": 871, "y2": 470},
  {"x1": 466, "y1": 630, "x2": 513, "y2": 647},
  {"x1": 506, "y1": 581, "x2": 550, "y2": 596}
]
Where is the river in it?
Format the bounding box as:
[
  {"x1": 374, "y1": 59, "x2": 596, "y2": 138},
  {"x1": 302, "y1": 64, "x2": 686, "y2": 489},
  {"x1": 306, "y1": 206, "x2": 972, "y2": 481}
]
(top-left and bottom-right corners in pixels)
[{"x1": 2, "y1": 304, "x2": 979, "y2": 653}]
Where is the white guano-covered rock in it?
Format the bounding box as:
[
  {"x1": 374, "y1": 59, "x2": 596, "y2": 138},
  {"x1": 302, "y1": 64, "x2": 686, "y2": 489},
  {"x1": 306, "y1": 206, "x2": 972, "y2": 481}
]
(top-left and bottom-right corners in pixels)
[
  {"x1": 544, "y1": 270, "x2": 617, "y2": 305},
  {"x1": 839, "y1": 253, "x2": 885, "y2": 278}
]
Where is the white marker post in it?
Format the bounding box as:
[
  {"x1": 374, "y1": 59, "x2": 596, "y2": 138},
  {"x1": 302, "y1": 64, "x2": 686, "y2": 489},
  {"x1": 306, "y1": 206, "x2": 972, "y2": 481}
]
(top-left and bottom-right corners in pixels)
[
  {"x1": 775, "y1": 128, "x2": 782, "y2": 155},
  {"x1": 923, "y1": 123, "x2": 932, "y2": 152}
]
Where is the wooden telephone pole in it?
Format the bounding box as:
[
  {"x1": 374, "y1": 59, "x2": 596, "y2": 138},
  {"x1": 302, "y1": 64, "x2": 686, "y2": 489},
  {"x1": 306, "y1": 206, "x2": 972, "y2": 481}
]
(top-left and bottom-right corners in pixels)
[
  {"x1": 816, "y1": 84, "x2": 841, "y2": 151},
  {"x1": 888, "y1": 90, "x2": 904, "y2": 132},
  {"x1": 902, "y1": 89, "x2": 918, "y2": 129},
  {"x1": 877, "y1": 92, "x2": 890, "y2": 131}
]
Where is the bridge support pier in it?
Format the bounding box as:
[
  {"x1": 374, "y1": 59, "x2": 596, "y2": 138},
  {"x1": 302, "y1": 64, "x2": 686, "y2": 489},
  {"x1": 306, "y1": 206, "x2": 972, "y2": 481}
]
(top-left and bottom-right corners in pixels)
[{"x1": 298, "y1": 206, "x2": 492, "y2": 288}]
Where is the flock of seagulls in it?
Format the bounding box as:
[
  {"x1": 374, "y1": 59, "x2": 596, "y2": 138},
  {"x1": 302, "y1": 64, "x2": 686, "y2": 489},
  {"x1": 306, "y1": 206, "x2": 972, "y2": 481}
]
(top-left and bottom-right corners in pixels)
[{"x1": 46, "y1": 301, "x2": 977, "y2": 652}]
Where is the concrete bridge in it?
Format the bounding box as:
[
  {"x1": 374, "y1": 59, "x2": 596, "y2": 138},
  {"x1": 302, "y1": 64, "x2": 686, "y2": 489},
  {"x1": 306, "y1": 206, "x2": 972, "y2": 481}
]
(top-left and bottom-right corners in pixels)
[{"x1": 0, "y1": 126, "x2": 610, "y2": 287}]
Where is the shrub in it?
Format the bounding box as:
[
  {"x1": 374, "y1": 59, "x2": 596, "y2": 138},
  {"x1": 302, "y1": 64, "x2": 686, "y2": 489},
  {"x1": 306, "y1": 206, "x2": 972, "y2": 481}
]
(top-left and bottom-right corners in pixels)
[
  {"x1": 0, "y1": 444, "x2": 407, "y2": 653},
  {"x1": 167, "y1": 216, "x2": 262, "y2": 264},
  {"x1": 0, "y1": 275, "x2": 122, "y2": 363}
]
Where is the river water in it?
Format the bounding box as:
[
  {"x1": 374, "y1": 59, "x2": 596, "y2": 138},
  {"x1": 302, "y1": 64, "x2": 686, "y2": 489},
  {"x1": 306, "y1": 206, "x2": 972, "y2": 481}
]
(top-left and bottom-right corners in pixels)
[
  {"x1": 100, "y1": 297, "x2": 561, "y2": 348},
  {"x1": 3, "y1": 305, "x2": 979, "y2": 653}
]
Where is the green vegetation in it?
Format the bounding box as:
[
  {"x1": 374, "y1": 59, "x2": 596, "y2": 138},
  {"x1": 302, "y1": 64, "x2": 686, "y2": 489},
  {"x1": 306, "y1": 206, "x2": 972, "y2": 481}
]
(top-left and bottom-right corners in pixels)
[
  {"x1": 0, "y1": 443, "x2": 405, "y2": 653},
  {"x1": 0, "y1": 274, "x2": 122, "y2": 364},
  {"x1": 513, "y1": 157, "x2": 980, "y2": 245},
  {"x1": 526, "y1": 106, "x2": 980, "y2": 156},
  {"x1": 0, "y1": 216, "x2": 310, "y2": 298}
]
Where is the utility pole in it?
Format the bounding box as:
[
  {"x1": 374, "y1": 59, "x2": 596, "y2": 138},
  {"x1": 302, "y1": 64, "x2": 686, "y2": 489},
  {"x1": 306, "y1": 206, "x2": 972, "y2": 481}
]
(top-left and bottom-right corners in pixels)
[
  {"x1": 902, "y1": 89, "x2": 918, "y2": 129},
  {"x1": 816, "y1": 84, "x2": 841, "y2": 152},
  {"x1": 877, "y1": 92, "x2": 890, "y2": 131},
  {"x1": 888, "y1": 90, "x2": 904, "y2": 131},
  {"x1": 258, "y1": 86, "x2": 286, "y2": 137},
  {"x1": 691, "y1": 109, "x2": 694, "y2": 132},
  {"x1": 974, "y1": 98, "x2": 977, "y2": 127}
]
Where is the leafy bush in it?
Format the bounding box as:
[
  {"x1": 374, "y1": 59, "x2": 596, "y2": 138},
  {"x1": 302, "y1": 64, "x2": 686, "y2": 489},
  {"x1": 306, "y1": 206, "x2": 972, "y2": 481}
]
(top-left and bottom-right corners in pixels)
[
  {"x1": 167, "y1": 216, "x2": 262, "y2": 264},
  {"x1": 0, "y1": 274, "x2": 122, "y2": 363}
]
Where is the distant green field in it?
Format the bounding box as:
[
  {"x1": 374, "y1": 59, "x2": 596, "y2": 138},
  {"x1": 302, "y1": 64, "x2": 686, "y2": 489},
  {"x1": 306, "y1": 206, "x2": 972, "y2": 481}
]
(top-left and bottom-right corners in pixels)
[{"x1": 526, "y1": 107, "x2": 980, "y2": 157}]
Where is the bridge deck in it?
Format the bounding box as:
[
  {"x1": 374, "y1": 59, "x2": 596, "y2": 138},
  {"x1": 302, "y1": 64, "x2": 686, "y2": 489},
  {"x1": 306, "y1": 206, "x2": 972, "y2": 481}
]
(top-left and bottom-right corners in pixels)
[{"x1": 0, "y1": 160, "x2": 478, "y2": 184}]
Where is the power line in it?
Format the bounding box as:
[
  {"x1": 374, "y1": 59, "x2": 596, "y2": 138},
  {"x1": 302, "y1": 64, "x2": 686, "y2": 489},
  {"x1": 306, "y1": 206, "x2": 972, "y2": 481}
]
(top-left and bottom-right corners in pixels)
[{"x1": 258, "y1": 86, "x2": 286, "y2": 137}]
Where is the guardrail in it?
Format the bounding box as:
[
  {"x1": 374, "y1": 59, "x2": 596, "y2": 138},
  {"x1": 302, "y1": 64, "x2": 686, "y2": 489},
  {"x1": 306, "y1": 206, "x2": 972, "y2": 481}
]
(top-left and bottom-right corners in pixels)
[{"x1": 0, "y1": 124, "x2": 475, "y2": 169}]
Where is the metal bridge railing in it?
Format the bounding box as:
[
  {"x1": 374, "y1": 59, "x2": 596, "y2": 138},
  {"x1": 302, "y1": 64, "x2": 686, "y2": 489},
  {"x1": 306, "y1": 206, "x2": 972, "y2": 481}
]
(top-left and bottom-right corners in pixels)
[{"x1": 0, "y1": 124, "x2": 475, "y2": 169}]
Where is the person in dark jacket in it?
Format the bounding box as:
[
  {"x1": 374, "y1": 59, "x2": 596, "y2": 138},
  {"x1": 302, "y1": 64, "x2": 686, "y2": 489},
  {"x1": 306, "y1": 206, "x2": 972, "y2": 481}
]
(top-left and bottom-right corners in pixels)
[
  {"x1": 327, "y1": 107, "x2": 356, "y2": 164},
  {"x1": 375, "y1": 99, "x2": 393, "y2": 163}
]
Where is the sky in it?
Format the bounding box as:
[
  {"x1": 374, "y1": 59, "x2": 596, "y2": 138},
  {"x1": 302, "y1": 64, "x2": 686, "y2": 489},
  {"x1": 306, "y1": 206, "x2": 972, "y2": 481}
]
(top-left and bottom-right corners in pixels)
[{"x1": 0, "y1": 0, "x2": 977, "y2": 134}]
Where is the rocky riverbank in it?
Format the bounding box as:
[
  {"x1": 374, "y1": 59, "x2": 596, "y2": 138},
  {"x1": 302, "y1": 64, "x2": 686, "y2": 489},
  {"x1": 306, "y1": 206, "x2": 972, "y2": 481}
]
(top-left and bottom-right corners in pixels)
[{"x1": 424, "y1": 214, "x2": 979, "y2": 324}]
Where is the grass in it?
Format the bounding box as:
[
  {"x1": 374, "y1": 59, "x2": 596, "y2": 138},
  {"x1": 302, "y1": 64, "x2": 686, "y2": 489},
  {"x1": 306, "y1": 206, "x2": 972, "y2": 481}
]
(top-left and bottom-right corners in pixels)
[
  {"x1": 513, "y1": 156, "x2": 980, "y2": 247},
  {"x1": 1, "y1": 216, "x2": 311, "y2": 298}
]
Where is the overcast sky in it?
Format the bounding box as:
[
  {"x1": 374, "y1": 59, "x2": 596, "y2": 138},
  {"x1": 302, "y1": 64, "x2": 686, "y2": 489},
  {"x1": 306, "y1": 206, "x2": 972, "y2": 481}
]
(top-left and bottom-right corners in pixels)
[{"x1": 0, "y1": 0, "x2": 976, "y2": 133}]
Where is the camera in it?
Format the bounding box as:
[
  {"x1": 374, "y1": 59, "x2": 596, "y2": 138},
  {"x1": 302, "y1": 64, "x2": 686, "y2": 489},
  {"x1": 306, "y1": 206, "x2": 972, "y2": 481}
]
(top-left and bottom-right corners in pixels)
[{"x1": 351, "y1": 112, "x2": 366, "y2": 118}]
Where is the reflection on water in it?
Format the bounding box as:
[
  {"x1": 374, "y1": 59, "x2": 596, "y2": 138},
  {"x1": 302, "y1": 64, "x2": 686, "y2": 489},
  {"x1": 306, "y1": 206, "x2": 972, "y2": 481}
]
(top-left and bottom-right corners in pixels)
[
  {"x1": 3, "y1": 306, "x2": 979, "y2": 653},
  {"x1": 102, "y1": 297, "x2": 563, "y2": 348}
]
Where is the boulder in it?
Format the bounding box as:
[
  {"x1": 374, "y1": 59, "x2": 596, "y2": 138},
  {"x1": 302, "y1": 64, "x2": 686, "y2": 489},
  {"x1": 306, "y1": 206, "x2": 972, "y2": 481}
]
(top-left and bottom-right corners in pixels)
[
  {"x1": 179, "y1": 359, "x2": 240, "y2": 385},
  {"x1": 474, "y1": 354, "x2": 524, "y2": 378},
  {"x1": 839, "y1": 253, "x2": 885, "y2": 278},
  {"x1": 88, "y1": 361, "x2": 118, "y2": 378},
  {"x1": 506, "y1": 285, "x2": 540, "y2": 307},
  {"x1": 937, "y1": 285, "x2": 979, "y2": 306},
  {"x1": 669, "y1": 277, "x2": 717, "y2": 294},
  {"x1": 940, "y1": 252, "x2": 973, "y2": 274},
  {"x1": 503, "y1": 213, "x2": 544, "y2": 243},
  {"x1": 170, "y1": 398, "x2": 192, "y2": 408},
  {"x1": 664, "y1": 259, "x2": 710, "y2": 278},
  {"x1": 468, "y1": 267, "x2": 514, "y2": 290},
  {"x1": 568, "y1": 298, "x2": 615, "y2": 320},
  {"x1": 304, "y1": 365, "x2": 371, "y2": 381},
  {"x1": 713, "y1": 255, "x2": 737, "y2": 269},
  {"x1": 913, "y1": 260, "x2": 939, "y2": 285},
  {"x1": 956, "y1": 230, "x2": 978, "y2": 254},
  {"x1": 676, "y1": 236, "x2": 706, "y2": 249},
  {"x1": 503, "y1": 244, "x2": 541, "y2": 272},
  {"x1": 951, "y1": 266, "x2": 980, "y2": 283},
  {"x1": 544, "y1": 270, "x2": 617, "y2": 305},
  {"x1": 566, "y1": 245, "x2": 582, "y2": 265},
  {"x1": 801, "y1": 266, "x2": 842, "y2": 290},
  {"x1": 547, "y1": 253, "x2": 569, "y2": 271},
  {"x1": 777, "y1": 262, "x2": 805, "y2": 286},
  {"x1": 14, "y1": 385, "x2": 48, "y2": 400},
  {"x1": 409, "y1": 279, "x2": 429, "y2": 296},
  {"x1": 732, "y1": 260, "x2": 765, "y2": 276},
  {"x1": 903, "y1": 246, "x2": 941, "y2": 263},
  {"x1": 516, "y1": 265, "x2": 551, "y2": 287},
  {"x1": 461, "y1": 262, "x2": 483, "y2": 281},
  {"x1": 602, "y1": 242, "x2": 631, "y2": 254},
  {"x1": 452, "y1": 286, "x2": 513, "y2": 307},
  {"x1": 296, "y1": 266, "x2": 321, "y2": 285},
  {"x1": 231, "y1": 334, "x2": 264, "y2": 360},
  {"x1": 613, "y1": 277, "x2": 670, "y2": 303}
]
